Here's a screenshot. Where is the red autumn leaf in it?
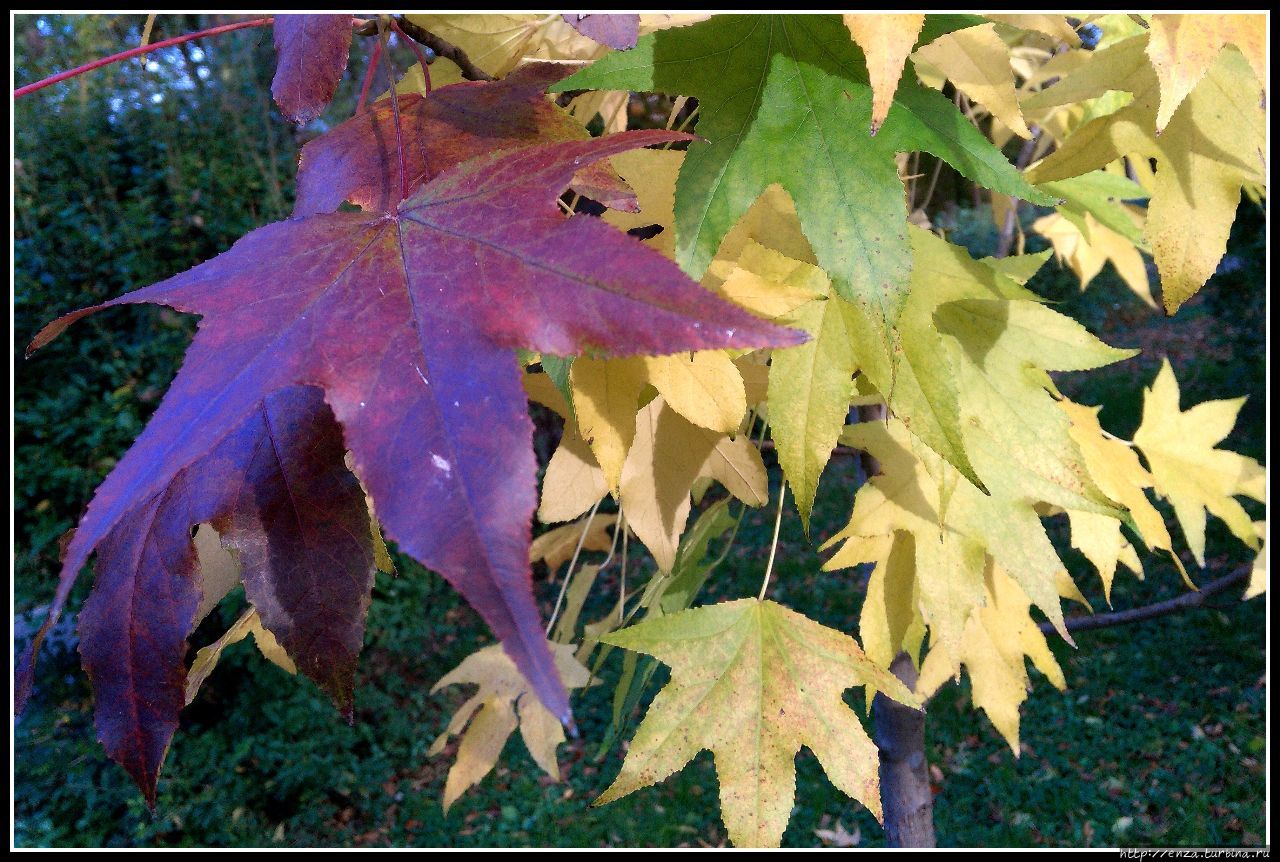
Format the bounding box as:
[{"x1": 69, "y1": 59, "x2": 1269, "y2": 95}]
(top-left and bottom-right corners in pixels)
[
  {"x1": 271, "y1": 13, "x2": 353, "y2": 124},
  {"x1": 562, "y1": 14, "x2": 641, "y2": 50},
  {"x1": 24, "y1": 130, "x2": 805, "y2": 762},
  {"x1": 71, "y1": 386, "x2": 375, "y2": 804},
  {"x1": 293, "y1": 62, "x2": 637, "y2": 217}
]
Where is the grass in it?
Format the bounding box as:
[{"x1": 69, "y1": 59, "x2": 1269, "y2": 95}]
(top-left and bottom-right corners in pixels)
[{"x1": 13, "y1": 205, "x2": 1266, "y2": 848}]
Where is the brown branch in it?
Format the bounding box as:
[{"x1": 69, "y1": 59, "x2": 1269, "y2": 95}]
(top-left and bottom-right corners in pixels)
[
  {"x1": 993, "y1": 124, "x2": 1043, "y2": 259},
  {"x1": 1040, "y1": 563, "x2": 1253, "y2": 635},
  {"x1": 392, "y1": 16, "x2": 494, "y2": 81}
]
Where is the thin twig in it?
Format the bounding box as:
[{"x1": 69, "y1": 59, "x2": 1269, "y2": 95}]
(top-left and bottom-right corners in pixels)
[
  {"x1": 546, "y1": 499, "x2": 605, "y2": 636},
  {"x1": 1040, "y1": 564, "x2": 1254, "y2": 635},
  {"x1": 16, "y1": 16, "x2": 275, "y2": 98},
  {"x1": 993, "y1": 124, "x2": 1043, "y2": 259},
  {"x1": 393, "y1": 16, "x2": 494, "y2": 81}
]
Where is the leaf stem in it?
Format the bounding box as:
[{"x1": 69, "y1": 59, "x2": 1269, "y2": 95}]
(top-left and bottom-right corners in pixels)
[
  {"x1": 758, "y1": 482, "x2": 787, "y2": 601},
  {"x1": 378, "y1": 19, "x2": 409, "y2": 203},
  {"x1": 15, "y1": 16, "x2": 275, "y2": 98},
  {"x1": 355, "y1": 37, "x2": 384, "y2": 115},
  {"x1": 545, "y1": 498, "x2": 605, "y2": 636},
  {"x1": 390, "y1": 17, "x2": 432, "y2": 94}
]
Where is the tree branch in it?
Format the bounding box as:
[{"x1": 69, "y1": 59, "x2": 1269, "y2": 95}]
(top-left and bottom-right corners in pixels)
[
  {"x1": 1040, "y1": 563, "x2": 1253, "y2": 635},
  {"x1": 392, "y1": 16, "x2": 494, "y2": 81},
  {"x1": 993, "y1": 124, "x2": 1043, "y2": 259},
  {"x1": 15, "y1": 16, "x2": 275, "y2": 98}
]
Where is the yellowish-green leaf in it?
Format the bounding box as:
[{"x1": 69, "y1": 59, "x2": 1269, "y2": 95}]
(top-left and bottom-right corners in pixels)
[
  {"x1": 978, "y1": 250, "x2": 1052, "y2": 285},
  {"x1": 723, "y1": 243, "x2": 859, "y2": 527},
  {"x1": 826, "y1": 417, "x2": 1077, "y2": 642},
  {"x1": 596, "y1": 599, "x2": 918, "y2": 847},
  {"x1": 1132, "y1": 361, "x2": 1265, "y2": 566},
  {"x1": 1146, "y1": 14, "x2": 1266, "y2": 132},
  {"x1": 842, "y1": 14, "x2": 925, "y2": 132},
  {"x1": 429, "y1": 642, "x2": 592, "y2": 811}
]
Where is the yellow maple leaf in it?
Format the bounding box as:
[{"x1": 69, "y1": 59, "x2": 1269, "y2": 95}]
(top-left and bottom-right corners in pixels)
[
  {"x1": 1132, "y1": 361, "x2": 1266, "y2": 567},
  {"x1": 1033, "y1": 211, "x2": 1156, "y2": 308},
  {"x1": 595, "y1": 598, "x2": 918, "y2": 847},
  {"x1": 429, "y1": 641, "x2": 592, "y2": 811},
  {"x1": 825, "y1": 416, "x2": 1077, "y2": 654},
  {"x1": 1146, "y1": 14, "x2": 1266, "y2": 132},
  {"x1": 914, "y1": 22, "x2": 1033, "y2": 138},
  {"x1": 529, "y1": 512, "x2": 618, "y2": 577},
  {"x1": 620, "y1": 396, "x2": 767, "y2": 571},
  {"x1": 842, "y1": 14, "x2": 925, "y2": 133},
  {"x1": 916, "y1": 563, "x2": 1067, "y2": 752}
]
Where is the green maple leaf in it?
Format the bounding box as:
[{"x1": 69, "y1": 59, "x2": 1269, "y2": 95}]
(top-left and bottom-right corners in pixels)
[{"x1": 554, "y1": 14, "x2": 1055, "y2": 347}]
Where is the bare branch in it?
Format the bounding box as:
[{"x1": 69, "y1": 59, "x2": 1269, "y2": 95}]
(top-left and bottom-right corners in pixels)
[
  {"x1": 1041, "y1": 563, "x2": 1254, "y2": 635},
  {"x1": 392, "y1": 16, "x2": 495, "y2": 82}
]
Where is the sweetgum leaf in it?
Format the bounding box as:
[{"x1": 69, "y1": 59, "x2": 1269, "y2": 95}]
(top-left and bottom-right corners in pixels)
[
  {"x1": 271, "y1": 14, "x2": 352, "y2": 124},
  {"x1": 294, "y1": 63, "x2": 636, "y2": 218},
  {"x1": 25, "y1": 131, "x2": 803, "y2": 745},
  {"x1": 73, "y1": 387, "x2": 374, "y2": 804}
]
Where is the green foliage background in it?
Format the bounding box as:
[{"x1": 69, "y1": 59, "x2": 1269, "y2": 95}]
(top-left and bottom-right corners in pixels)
[{"x1": 12, "y1": 14, "x2": 1266, "y2": 848}]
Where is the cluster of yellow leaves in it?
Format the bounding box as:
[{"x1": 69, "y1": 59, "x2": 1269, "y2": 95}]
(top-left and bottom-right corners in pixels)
[
  {"x1": 427, "y1": 642, "x2": 592, "y2": 811},
  {"x1": 828, "y1": 358, "x2": 1266, "y2": 752},
  {"x1": 1024, "y1": 17, "x2": 1266, "y2": 312}
]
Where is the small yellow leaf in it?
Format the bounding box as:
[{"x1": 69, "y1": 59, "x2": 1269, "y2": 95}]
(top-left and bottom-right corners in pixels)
[
  {"x1": 569, "y1": 356, "x2": 647, "y2": 494},
  {"x1": 914, "y1": 23, "x2": 1033, "y2": 138},
  {"x1": 430, "y1": 642, "x2": 592, "y2": 811},
  {"x1": 538, "y1": 422, "x2": 608, "y2": 524},
  {"x1": 643, "y1": 351, "x2": 747, "y2": 434},
  {"x1": 194, "y1": 523, "x2": 240, "y2": 621},
  {"x1": 602, "y1": 149, "x2": 684, "y2": 259},
  {"x1": 620, "y1": 397, "x2": 766, "y2": 571},
  {"x1": 842, "y1": 14, "x2": 925, "y2": 132},
  {"x1": 185, "y1": 607, "x2": 296, "y2": 706},
  {"x1": 1132, "y1": 361, "x2": 1265, "y2": 567},
  {"x1": 529, "y1": 513, "x2": 618, "y2": 576}
]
